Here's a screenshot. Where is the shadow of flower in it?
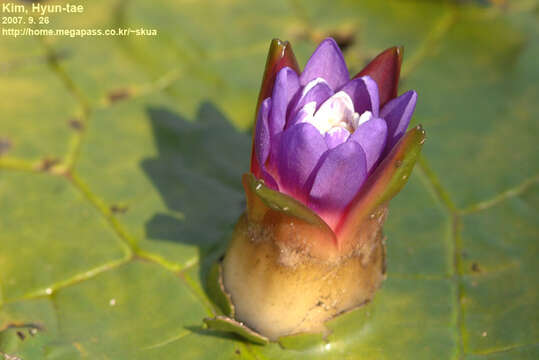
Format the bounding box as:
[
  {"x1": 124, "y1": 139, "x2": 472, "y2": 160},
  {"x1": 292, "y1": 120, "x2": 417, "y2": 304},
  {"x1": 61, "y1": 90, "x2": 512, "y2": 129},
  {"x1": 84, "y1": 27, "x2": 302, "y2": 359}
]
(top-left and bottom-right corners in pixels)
[{"x1": 141, "y1": 102, "x2": 250, "y2": 257}]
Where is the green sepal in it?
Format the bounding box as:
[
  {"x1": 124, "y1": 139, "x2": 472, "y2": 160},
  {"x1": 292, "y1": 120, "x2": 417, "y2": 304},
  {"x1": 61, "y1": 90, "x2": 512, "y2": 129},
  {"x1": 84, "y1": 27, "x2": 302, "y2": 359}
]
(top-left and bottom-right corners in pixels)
[
  {"x1": 337, "y1": 125, "x2": 426, "y2": 238},
  {"x1": 243, "y1": 173, "x2": 335, "y2": 239},
  {"x1": 206, "y1": 261, "x2": 234, "y2": 317},
  {"x1": 325, "y1": 302, "x2": 374, "y2": 338},
  {"x1": 203, "y1": 316, "x2": 269, "y2": 345}
]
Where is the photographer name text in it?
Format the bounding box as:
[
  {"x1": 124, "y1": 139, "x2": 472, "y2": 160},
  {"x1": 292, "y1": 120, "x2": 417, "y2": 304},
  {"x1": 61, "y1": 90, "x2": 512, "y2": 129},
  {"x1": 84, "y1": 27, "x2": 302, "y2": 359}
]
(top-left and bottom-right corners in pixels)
[
  {"x1": 1, "y1": 2, "x2": 158, "y2": 38},
  {"x1": 2, "y1": 2, "x2": 84, "y2": 16}
]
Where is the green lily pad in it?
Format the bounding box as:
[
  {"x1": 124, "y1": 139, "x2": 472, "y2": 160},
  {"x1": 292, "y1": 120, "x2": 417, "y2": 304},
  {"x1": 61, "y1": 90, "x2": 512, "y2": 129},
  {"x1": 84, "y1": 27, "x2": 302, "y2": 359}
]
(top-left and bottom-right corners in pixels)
[
  {"x1": 1, "y1": 0, "x2": 538, "y2": 359},
  {"x1": 278, "y1": 332, "x2": 326, "y2": 351}
]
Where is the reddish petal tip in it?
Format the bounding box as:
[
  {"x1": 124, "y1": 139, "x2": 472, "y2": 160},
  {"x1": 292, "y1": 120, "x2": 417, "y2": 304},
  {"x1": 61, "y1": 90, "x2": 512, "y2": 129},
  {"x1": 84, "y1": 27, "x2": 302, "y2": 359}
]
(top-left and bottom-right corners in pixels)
[
  {"x1": 251, "y1": 39, "x2": 300, "y2": 175},
  {"x1": 257, "y1": 39, "x2": 300, "y2": 110},
  {"x1": 355, "y1": 46, "x2": 404, "y2": 107}
]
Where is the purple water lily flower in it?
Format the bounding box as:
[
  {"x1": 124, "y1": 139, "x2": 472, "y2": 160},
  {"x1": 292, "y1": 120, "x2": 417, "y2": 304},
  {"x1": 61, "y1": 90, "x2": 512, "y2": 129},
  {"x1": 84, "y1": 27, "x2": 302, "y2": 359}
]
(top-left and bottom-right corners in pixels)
[
  {"x1": 252, "y1": 38, "x2": 417, "y2": 229},
  {"x1": 215, "y1": 38, "x2": 426, "y2": 340}
]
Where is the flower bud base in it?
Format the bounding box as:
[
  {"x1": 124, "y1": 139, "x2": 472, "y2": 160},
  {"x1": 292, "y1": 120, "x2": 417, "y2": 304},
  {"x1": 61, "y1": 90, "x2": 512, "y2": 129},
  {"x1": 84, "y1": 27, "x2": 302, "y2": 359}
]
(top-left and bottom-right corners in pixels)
[{"x1": 222, "y1": 212, "x2": 387, "y2": 340}]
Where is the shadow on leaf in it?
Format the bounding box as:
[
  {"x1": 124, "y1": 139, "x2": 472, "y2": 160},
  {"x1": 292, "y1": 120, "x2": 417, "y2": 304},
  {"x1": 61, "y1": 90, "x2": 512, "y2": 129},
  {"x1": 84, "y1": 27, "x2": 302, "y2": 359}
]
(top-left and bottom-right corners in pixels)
[{"x1": 140, "y1": 101, "x2": 250, "y2": 260}]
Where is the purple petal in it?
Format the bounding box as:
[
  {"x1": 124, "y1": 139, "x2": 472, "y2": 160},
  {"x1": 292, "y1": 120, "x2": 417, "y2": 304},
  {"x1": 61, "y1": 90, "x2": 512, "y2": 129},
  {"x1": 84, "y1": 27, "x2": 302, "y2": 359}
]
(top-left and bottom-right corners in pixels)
[
  {"x1": 300, "y1": 38, "x2": 350, "y2": 90},
  {"x1": 324, "y1": 127, "x2": 350, "y2": 149},
  {"x1": 260, "y1": 169, "x2": 279, "y2": 190},
  {"x1": 287, "y1": 79, "x2": 333, "y2": 127},
  {"x1": 266, "y1": 131, "x2": 282, "y2": 173},
  {"x1": 269, "y1": 67, "x2": 300, "y2": 137},
  {"x1": 306, "y1": 140, "x2": 367, "y2": 212},
  {"x1": 380, "y1": 90, "x2": 417, "y2": 151},
  {"x1": 254, "y1": 97, "x2": 272, "y2": 166},
  {"x1": 339, "y1": 76, "x2": 380, "y2": 117},
  {"x1": 290, "y1": 102, "x2": 315, "y2": 126},
  {"x1": 278, "y1": 122, "x2": 328, "y2": 200},
  {"x1": 350, "y1": 117, "x2": 387, "y2": 172}
]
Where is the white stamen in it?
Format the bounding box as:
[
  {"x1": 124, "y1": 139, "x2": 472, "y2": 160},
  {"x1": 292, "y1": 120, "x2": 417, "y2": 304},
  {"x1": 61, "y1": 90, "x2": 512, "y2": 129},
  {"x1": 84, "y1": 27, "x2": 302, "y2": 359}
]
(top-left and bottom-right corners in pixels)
[
  {"x1": 294, "y1": 101, "x2": 317, "y2": 125},
  {"x1": 356, "y1": 110, "x2": 373, "y2": 127},
  {"x1": 311, "y1": 91, "x2": 359, "y2": 134},
  {"x1": 302, "y1": 101, "x2": 317, "y2": 117}
]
